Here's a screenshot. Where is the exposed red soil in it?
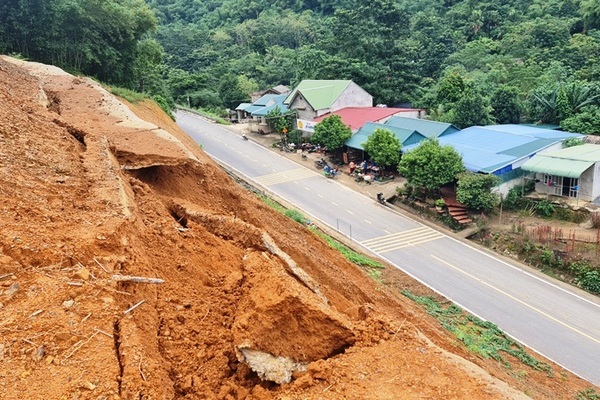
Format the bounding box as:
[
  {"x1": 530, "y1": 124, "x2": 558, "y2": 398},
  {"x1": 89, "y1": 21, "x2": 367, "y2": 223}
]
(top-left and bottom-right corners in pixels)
[{"x1": 0, "y1": 56, "x2": 596, "y2": 399}]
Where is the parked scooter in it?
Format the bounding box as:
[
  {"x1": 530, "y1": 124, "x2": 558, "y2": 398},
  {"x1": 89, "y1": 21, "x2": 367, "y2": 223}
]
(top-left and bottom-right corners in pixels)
[
  {"x1": 242, "y1": 134, "x2": 248, "y2": 140},
  {"x1": 314, "y1": 158, "x2": 328, "y2": 169},
  {"x1": 377, "y1": 192, "x2": 386, "y2": 205}
]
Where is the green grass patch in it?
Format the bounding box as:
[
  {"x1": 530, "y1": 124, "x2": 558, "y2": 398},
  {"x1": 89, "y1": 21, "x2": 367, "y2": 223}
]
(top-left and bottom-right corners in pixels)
[
  {"x1": 577, "y1": 388, "x2": 600, "y2": 400},
  {"x1": 257, "y1": 194, "x2": 286, "y2": 213},
  {"x1": 108, "y1": 86, "x2": 149, "y2": 103},
  {"x1": 314, "y1": 230, "x2": 384, "y2": 269},
  {"x1": 177, "y1": 105, "x2": 231, "y2": 125},
  {"x1": 402, "y1": 290, "x2": 551, "y2": 373},
  {"x1": 284, "y1": 209, "x2": 306, "y2": 224}
]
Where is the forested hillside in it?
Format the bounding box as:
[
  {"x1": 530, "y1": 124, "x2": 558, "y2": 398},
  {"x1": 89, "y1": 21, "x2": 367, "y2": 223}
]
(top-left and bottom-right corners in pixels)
[
  {"x1": 1, "y1": 0, "x2": 599, "y2": 132},
  {"x1": 146, "y1": 0, "x2": 600, "y2": 131}
]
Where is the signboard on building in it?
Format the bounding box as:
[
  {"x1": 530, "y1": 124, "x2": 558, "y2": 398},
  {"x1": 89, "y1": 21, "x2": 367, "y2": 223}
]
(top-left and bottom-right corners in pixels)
[{"x1": 296, "y1": 119, "x2": 316, "y2": 133}]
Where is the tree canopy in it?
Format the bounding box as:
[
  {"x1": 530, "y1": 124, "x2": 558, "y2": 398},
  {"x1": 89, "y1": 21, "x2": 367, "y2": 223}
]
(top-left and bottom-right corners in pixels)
[
  {"x1": 456, "y1": 172, "x2": 501, "y2": 212},
  {"x1": 362, "y1": 128, "x2": 402, "y2": 171},
  {"x1": 0, "y1": 0, "x2": 160, "y2": 90},
  {"x1": 311, "y1": 115, "x2": 352, "y2": 150},
  {"x1": 2, "y1": 0, "x2": 600, "y2": 131},
  {"x1": 398, "y1": 139, "x2": 465, "y2": 192}
]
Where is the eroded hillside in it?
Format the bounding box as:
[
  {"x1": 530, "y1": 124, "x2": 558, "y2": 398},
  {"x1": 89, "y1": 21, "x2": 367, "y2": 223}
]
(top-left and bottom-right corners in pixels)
[{"x1": 0, "y1": 56, "x2": 593, "y2": 399}]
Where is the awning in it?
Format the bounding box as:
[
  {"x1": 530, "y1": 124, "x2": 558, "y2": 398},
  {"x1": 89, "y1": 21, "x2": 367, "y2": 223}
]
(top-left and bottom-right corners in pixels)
[
  {"x1": 345, "y1": 132, "x2": 370, "y2": 150},
  {"x1": 521, "y1": 155, "x2": 594, "y2": 178}
]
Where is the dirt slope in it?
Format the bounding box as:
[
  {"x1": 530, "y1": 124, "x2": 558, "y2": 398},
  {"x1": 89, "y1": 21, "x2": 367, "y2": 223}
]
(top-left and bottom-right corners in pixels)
[{"x1": 0, "y1": 56, "x2": 594, "y2": 399}]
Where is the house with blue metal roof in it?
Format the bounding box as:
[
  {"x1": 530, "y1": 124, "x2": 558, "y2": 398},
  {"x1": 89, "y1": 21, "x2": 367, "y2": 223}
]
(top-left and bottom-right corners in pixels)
[
  {"x1": 402, "y1": 124, "x2": 584, "y2": 195},
  {"x1": 385, "y1": 117, "x2": 459, "y2": 139},
  {"x1": 234, "y1": 93, "x2": 291, "y2": 132}
]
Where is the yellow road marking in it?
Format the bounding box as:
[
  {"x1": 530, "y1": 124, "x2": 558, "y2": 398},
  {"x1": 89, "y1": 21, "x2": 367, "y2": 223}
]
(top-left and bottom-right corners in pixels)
[{"x1": 431, "y1": 255, "x2": 600, "y2": 345}]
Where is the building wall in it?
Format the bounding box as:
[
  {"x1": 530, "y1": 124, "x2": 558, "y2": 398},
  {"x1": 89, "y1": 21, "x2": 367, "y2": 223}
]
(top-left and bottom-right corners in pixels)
[
  {"x1": 532, "y1": 165, "x2": 596, "y2": 202},
  {"x1": 290, "y1": 94, "x2": 317, "y2": 120},
  {"x1": 330, "y1": 82, "x2": 373, "y2": 112},
  {"x1": 590, "y1": 163, "x2": 600, "y2": 203}
]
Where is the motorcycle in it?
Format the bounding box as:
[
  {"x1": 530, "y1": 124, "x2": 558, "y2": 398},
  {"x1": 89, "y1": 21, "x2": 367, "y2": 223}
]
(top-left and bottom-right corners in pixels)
[
  {"x1": 242, "y1": 134, "x2": 248, "y2": 140},
  {"x1": 314, "y1": 158, "x2": 328, "y2": 169},
  {"x1": 377, "y1": 192, "x2": 386, "y2": 204},
  {"x1": 324, "y1": 167, "x2": 337, "y2": 179}
]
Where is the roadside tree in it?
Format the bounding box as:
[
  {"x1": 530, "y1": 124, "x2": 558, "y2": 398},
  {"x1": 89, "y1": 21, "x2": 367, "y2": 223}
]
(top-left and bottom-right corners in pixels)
[
  {"x1": 456, "y1": 172, "x2": 501, "y2": 212},
  {"x1": 311, "y1": 115, "x2": 352, "y2": 151},
  {"x1": 398, "y1": 139, "x2": 464, "y2": 194},
  {"x1": 362, "y1": 128, "x2": 402, "y2": 171}
]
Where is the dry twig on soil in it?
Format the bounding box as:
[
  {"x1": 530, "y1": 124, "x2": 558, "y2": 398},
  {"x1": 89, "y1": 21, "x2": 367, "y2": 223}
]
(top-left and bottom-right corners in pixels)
[
  {"x1": 62, "y1": 330, "x2": 99, "y2": 363},
  {"x1": 0, "y1": 273, "x2": 14, "y2": 280},
  {"x1": 124, "y1": 300, "x2": 145, "y2": 314},
  {"x1": 112, "y1": 275, "x2": 165, "y2": 284}
]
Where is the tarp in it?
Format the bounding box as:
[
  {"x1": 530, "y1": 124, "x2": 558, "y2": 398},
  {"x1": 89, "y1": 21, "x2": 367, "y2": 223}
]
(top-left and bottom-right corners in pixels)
[{"x1": 521, "y1": 156, "x2": 594, "y2": 178}]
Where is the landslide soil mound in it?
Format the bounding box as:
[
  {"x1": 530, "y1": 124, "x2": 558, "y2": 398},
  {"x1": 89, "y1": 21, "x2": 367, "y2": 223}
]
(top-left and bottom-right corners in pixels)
[{"x1": 0, "y1": 56, "x2": 594, "y2": 399}]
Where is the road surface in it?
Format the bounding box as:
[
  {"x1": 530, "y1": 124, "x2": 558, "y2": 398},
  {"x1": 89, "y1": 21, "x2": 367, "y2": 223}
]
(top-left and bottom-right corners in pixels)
[{"x1": 177, "y1": 111, "x2": 600, "y2": 386}]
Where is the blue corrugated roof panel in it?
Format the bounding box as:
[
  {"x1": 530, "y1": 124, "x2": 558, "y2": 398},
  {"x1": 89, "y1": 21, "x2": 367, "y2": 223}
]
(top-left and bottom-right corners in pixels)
[
  {"x1": 385, "y1": 117, "x2": 459, "y2": 138},
  {"x1": 244, "y1": 105, "x2": 264, "y2": 114},
  {"x1": 235, "y1": 103, "x2": 252, "y2": 111},
  {"x1": 402, "y1": 125, "x2": 575, "y2": 174},
  {"x1": 251, "y1": 103, "x2": 290, "y2": 117},
  {"x1": 253, "y1": 93, "x2": 279, "y2": 106},
  {"x1": 345, "y1": 131, "x2": 371, "y2": 150},
  {"x1": 481, "y1": 125, "x2": 583, "y2": 140}
]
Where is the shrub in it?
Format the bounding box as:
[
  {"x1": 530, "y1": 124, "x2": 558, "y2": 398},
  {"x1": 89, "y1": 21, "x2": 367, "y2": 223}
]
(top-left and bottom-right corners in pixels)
[
  {"x1": 287, "y1": 129, "x2": 303, "y2": 146},
  {"x1": 534, "y1": 200, "x2": 555, "y2": 218},
  {"x1": 576, "y1": 269, "x2": 600, "y2": 294},
  {"x1": 284, "y1": 209, "x2": 306, "y2": 224},
  {"x1": 503, "y1": 186, "x2": 528, "y2": 210},
  {"x1": 152, "y1": 95, "x2": 175, "y2": 121}
]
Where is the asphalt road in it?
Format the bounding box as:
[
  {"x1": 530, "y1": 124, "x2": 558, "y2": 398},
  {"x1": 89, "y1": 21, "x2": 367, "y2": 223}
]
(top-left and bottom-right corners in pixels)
[{"x1": 176, "y1": 111, "x2": 600, "y2": 386}]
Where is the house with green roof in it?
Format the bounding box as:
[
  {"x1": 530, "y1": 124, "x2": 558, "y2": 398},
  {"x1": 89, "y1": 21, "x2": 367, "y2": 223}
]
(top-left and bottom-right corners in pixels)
[
  {"x1": 385, "y1": 116, "x2": 459, "y2": 138},
  {"x1": 284, "y1": 80, "x2": 373, "y2": 127},
  {"x1": 345, "y1": 122, "x2": 426, "y2": 151},
  {"x1": 521, "y1": 144, "x2": 600, "y2": 204}
]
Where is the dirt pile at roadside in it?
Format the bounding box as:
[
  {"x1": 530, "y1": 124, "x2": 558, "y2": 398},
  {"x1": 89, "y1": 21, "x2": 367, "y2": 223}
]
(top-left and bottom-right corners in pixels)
[{"x1": 0, "y1": 56, "x2": 593, "y2": 399}]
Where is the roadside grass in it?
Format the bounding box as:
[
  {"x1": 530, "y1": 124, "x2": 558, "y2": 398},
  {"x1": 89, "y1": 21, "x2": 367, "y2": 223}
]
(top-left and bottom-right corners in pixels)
[
  {"x1": 577, "y1": 388, "x2": 600, "y2": 400},
  {"x1": 108, "y1": 86, "x2": 148, "y2": 103},
  {"x1": 312, "y1": 229, "x2": 384, "y2": 269},
  {"x1": 257, "y1": 193, "x2": 384, "y2": 272},
  {"x1": 176, "y1": 105, "x2": 231, "y2": 125},
  {"x1": 401, "y1": 289, "x2": 552, "y2": 374}
]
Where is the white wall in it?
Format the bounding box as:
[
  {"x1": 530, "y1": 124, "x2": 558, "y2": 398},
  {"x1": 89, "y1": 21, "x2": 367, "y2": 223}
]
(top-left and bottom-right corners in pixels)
[{"x1": 330, "y1": 82, "x2": 373, "y2": 111}]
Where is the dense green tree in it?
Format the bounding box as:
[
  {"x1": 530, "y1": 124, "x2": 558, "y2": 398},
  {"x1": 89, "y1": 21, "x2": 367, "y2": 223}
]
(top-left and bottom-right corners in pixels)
[
  {"x1": 398, "y1": 139, "x2": 465, "y2": 193},
  {"x1": 0, "y1": 0, "x2": 159, "y2": 88},
  {"x1": 456, "y1": 172, "x2": 501, "y2": 212},
  {"x1": 491, "y1": 86, "x2": 521, "y2": 124},
  {"x1": 218, "y1": 74, "x2": 249, "y2": 109},
  {"x1": 362, "y1": 128, "x2": 402, "y2": 171},
  {"x1": 561, "y1": 106, "x2": 600, "y2": 134},
  {"x1": 453, "y1": 87, "x2": 494, "y2": 128},
  {"x1": 311, "y1": 115, "x2": 352, "y2": 150}
]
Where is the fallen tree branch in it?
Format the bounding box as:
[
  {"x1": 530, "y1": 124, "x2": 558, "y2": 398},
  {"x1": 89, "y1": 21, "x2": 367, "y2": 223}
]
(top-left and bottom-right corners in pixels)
[{"x1": 112, "y1": 275, "x2": 164, "y2": 284}]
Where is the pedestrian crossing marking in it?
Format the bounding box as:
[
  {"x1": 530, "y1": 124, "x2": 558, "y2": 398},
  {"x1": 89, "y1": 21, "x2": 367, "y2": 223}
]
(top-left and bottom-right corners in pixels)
[
  {"x1": 362, "y1": 226, "x2": 445, "y2": 253},
  {"x1": 254, "y1": 168, "x2": 318, "y2": 186}
]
